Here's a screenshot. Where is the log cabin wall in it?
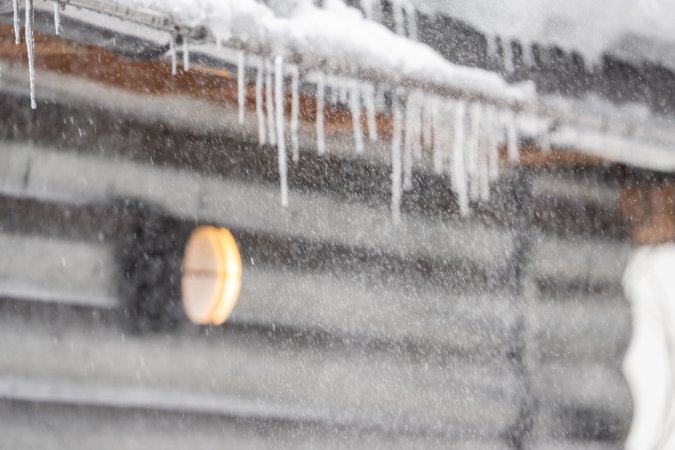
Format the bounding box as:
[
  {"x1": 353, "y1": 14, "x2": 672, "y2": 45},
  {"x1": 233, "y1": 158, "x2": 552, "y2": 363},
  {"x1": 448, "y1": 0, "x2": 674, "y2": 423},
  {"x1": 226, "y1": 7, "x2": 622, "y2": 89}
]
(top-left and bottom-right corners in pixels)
[
  {"x1": 0, "y1": 86, "x2": 634, "y2": 450},
  {"x1": 0, "y1": 13, "x2": 638, "y2": 450}
]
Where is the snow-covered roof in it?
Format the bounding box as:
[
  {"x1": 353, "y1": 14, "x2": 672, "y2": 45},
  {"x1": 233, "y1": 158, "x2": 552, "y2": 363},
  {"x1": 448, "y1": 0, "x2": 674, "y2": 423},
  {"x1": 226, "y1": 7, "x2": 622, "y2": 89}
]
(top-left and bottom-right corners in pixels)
[
  {"x1": 414, "y1": 0, "x2": 675, "y2": 70},
  {"x1": 97, "y1": 0, "x2": 532, "y2": 103}
]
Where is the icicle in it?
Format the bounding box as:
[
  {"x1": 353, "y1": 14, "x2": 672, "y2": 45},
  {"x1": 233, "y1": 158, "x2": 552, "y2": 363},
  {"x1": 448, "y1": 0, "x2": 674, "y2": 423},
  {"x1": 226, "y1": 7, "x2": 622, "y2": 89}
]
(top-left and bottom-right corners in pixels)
[
  {"x1": 338, "y1": 80, "x2": 348, "y2": 104},
  {"x1": 541, "y1": 130, "x2": 552, "y2": 153},
  {"x1": 486, "y1": 106, "x2": 499, "y2": 182},
  {"x1": 401, "y1": 92, "x2": 422, "y2": 189},
  {"x1": 237, "y1": 51, "x2": 246, "y2": 125},
  {"x1": 274, "y1": 56, "x2": 288, "y2": 207},
  {"x1": 215, "y1": 34, "x2": 222, "y2": 51},
  {"x1": 404, "y1": 3, "x2": 417, "y2": 41},
  {"x1": 521, "y1": 42, "x2": 532, "y2": 68},
  {"x1": 503, "y1": 38, "x2": 515, "y2": 74},
  {"x1": 392, "y1": 0, "x2": 405, "y2": 35},
  {"x1": 182, "y1": 35, "x2": 190, "y2": 71},
  {"x1": 316, "y1": 73, "x2": 326, "y2": 156},
  {"x1": 371, "y1": 0, "x2": 383, "y2": 22},
  {"x1": 363, "y1": 83, "x2": 377, "y2": 142},
  {"x1": 410, "y1": 92, "x2": 422, "y2": 161},
  {"x1": 290, "y1": 65, "x2": 300, "y2": 162},
  {"x1": 324, "y1": 76, "x2": 340, "y2": 105},
  {"x1": 581, "y1": 55, "x2": 592, "y2": 73},
  {"x1": 255, "y1": 58, "x2": 266, "y2": 146},
  {"x1": 431, "y1": 99, "x2": 443, "y2": 174},
  {"x1": 375, "y1": 86, "x2": 386, "y2": 111},
  {"x1": 536, "y1": 45, "x2": 549, "y2": 67},
  {"x1": 329, "y1": 86, "x2": 337, "y2": 105},
  {"x1": 422, "y1": 97, "x2": 435, "y2": 151},
  {"x1": 451, "y1": 102, "x2": 470, "y2": 216},
  {"x1": 13, "y1": 0, "x2": 19, "y2": 44},
  {"x1": 360, "y1": 0, "x2": 373, "y2": 20},
  {"x1": 402, "y1": 93, "x2": 414, "y2": 191},
  {"x1": 506, "y1": 111, "x2": 519, "y2": 162},
  {"x1": 478, "y1": 116, "x2": 490, "y2": 202},
  {"x1": 391, "y1": 91, "x2": 404, "y2": 223},
  {"x1": 441, "y1": 105, "x2": 454, "y2": 176},
  {"x1": 466, "y1": 103, "x2": 482, "y2": 201},
  {"x1": 25, "y1": 0, "x2": 36, "y2": 109},
  {"x1": 265, "y1": 60, "x2": 276, "y2": 146},
  {"x1": 328, "y1": 76, "x2": 339, "y2": 104},
  {"x1": 486, "y1": 35, "x2": 498, "y2": 62},
  {"x1": 350, "y1": 82, "x2": 364, "y2": 154},
  {"x1": 53, "y1": 1, "x2": 61, "y2": 35},
  {"x1": 169, "y1": 36, "x2": 177, "y2": 76}
]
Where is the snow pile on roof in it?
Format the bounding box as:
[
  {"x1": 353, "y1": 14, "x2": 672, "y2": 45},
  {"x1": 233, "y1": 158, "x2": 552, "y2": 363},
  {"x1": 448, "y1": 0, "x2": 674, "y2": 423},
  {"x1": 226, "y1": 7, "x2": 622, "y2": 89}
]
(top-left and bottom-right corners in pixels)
[
  {"x1": 415, "y1": 0, "x2": 675, "y2": 68},
  {"x1": 115, "y1": 0, "x2": 532, "y2": 102}
]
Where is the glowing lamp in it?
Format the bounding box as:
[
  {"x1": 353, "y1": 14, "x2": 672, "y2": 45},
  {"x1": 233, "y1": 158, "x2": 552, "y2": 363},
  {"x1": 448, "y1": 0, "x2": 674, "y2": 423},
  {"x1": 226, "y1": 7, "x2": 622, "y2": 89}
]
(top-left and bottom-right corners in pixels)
[{"x1": 181, "y1": 226, "x2": 242, "y2": 325}]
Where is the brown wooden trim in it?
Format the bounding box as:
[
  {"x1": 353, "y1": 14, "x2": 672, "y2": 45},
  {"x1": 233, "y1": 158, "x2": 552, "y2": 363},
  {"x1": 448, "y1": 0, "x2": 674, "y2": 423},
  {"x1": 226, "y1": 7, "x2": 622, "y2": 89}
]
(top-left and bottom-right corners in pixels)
[
  {"x1": 621, "y1": 181, "x2": 675, "y2": 245},
  {"x1": 508, "y1": 144, "x2": 607, "y2": 167}
]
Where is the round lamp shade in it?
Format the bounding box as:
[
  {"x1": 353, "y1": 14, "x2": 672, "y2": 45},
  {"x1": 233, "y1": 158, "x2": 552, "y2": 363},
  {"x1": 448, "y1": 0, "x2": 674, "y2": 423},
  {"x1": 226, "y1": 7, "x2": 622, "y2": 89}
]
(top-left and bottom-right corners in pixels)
[{"x1": 181, "y1": 226, "x2": 242, "y2": 325}]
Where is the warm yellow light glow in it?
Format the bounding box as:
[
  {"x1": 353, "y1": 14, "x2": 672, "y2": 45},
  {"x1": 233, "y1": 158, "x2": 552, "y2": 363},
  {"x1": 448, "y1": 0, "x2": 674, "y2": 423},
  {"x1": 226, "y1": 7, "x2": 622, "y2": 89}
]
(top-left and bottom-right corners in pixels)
[{"x1": 181, "y1": 226, "x2": 242, "y2": 325}]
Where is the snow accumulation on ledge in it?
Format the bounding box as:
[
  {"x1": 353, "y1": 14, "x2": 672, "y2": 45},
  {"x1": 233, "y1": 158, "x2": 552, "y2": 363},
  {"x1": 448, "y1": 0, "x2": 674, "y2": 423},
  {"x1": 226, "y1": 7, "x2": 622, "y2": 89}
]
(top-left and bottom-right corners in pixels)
[{"x1": 114, "y1": 0, "x2": 533, "y2": 103}]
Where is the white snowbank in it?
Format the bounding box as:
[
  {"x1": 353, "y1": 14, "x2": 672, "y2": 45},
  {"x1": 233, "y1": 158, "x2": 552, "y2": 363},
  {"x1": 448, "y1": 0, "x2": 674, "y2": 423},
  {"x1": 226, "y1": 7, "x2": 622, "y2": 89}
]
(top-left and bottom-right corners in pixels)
[
  {"x1": 623, "y1": 244, "x2": 675, "y2": 449},
  {"x1": 110, "y1": 0, "x2": 532, "y2": 102}
]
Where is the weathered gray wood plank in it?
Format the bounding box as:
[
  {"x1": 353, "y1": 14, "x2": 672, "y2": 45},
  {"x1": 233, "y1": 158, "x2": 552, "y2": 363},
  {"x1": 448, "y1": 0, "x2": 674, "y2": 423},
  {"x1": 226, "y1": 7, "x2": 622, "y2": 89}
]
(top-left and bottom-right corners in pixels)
[
  {"x1": 0, "y1": 400, "x2": 509, "y2": 450},
  {"x1": 0, "y1": 301, "x2": 522, "y2": 438},
  {"x1": 0, "y1": 232, "x2": 517, "y2": 354},
  {"x1": 0, "y1": 142, "x2": 516, "y2": 271}
]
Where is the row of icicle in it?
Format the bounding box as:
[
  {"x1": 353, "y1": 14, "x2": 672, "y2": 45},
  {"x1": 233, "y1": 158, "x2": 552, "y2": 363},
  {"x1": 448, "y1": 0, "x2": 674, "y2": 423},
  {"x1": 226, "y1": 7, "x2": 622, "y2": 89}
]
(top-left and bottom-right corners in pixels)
[
  {"x1": 229, "y1": 50, "x2": 522, "y2": 221},
  {"x1": 10, "y1": 0, "x2": 523, "y2": 222}
]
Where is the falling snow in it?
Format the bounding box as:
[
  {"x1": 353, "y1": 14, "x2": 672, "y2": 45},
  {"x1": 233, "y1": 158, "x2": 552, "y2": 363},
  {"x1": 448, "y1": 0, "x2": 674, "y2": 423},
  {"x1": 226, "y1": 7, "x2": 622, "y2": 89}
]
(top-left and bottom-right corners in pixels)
[{"x1": 0, "y1": 3, "x2": 660, "y2": 449}]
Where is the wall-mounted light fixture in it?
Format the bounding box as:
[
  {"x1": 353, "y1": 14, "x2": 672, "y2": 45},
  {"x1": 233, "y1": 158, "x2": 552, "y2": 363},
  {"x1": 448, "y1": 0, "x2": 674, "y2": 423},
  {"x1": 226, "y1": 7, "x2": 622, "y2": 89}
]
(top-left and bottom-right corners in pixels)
[{"x1": 182, "y1": 226, "x2": 242, "y2": 325}]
